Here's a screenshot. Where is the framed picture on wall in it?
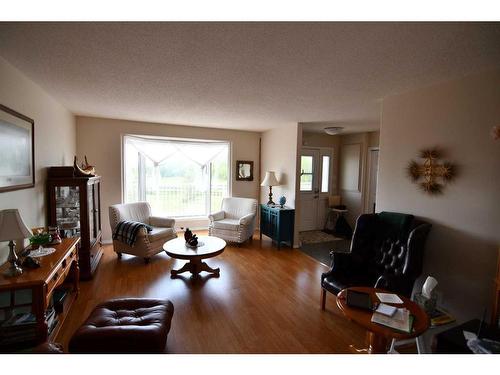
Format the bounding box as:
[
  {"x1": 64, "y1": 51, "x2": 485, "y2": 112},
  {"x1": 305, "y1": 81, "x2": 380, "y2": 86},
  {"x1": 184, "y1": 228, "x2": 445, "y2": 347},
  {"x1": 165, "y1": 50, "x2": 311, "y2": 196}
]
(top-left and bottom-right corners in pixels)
[
  {"x1": 0, "y1": 104, "x2": 35, "y2": 193},
  {"x1": 236, "y1": 160, "x2": 254, "y2": 181}
]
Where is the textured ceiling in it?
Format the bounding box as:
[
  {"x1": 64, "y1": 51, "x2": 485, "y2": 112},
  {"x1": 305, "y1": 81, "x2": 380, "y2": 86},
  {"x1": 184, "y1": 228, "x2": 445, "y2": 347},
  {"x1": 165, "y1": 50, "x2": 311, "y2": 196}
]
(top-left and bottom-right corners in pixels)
[{"x1": 0, "y1": 22, "x2": 499, "y2": 132}]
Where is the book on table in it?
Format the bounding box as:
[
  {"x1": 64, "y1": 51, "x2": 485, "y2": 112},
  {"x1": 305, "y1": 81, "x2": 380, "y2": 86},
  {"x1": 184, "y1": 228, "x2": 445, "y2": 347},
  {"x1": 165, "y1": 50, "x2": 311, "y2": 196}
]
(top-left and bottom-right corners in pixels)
[
  {"x1": 375, "y1": 292, "x2": 404, "y2": 304},
  {"x1": 375, "y1": 303, "x2": 398, "y2": 317},
  {"x1": 371, "y1": 307, "x2": 414, "y2": 333},
  {"x1": 430, "y1": 308, "x2": 455, "y2": 326}
]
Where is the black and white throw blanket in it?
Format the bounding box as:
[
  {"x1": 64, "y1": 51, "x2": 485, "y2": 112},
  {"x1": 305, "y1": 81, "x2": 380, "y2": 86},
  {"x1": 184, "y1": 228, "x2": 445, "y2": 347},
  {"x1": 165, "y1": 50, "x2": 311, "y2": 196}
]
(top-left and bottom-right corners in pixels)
[{"x1": 112, "y1": 220, "x2": 153, "y2": 246}]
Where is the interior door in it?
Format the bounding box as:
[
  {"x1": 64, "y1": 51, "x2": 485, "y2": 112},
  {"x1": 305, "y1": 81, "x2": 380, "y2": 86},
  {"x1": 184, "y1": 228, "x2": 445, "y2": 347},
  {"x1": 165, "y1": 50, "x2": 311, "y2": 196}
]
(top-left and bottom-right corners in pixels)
[{"x1": 299, "y1": 149, "x2": 319, "y2": 231}]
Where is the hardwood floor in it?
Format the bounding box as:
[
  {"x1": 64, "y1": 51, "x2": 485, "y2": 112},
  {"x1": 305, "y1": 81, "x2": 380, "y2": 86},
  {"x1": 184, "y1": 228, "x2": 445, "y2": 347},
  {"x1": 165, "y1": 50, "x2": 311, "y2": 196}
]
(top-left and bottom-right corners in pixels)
[{"x1": 56, "y1": 233, "x2": 367, "y2": 353}]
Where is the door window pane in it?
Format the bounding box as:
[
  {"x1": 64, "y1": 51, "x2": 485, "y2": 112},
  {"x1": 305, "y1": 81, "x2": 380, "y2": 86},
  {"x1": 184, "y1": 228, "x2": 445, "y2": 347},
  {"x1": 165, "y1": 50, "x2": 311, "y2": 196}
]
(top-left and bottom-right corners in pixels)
[
  {"x1": 321, "y1": 156, "x2": 330, "y2": 193},
  {"x1": 300, "y1": 156, "x2": 313, "y2": 191},
  {"x1": 301, "y1": 156, "x2": 313, "y2": 173}
]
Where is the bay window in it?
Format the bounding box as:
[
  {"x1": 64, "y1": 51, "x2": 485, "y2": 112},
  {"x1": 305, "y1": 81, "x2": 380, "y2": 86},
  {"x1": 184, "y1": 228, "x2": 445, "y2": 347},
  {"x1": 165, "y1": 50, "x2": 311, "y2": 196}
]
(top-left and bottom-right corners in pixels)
[{"x1": 123, "y1": 135, "x2": 229, "y2": 217}]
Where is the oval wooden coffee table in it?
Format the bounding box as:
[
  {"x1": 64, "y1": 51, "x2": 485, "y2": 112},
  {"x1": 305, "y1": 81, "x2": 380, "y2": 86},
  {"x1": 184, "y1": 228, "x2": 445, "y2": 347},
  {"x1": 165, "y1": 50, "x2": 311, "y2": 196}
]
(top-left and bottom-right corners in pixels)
[
  {"x1": 163, "y1": 236, "x2": 226, "y2": 278},
  {"x1": 336, "y1": 286, "x2": 429, "y2": 354}
]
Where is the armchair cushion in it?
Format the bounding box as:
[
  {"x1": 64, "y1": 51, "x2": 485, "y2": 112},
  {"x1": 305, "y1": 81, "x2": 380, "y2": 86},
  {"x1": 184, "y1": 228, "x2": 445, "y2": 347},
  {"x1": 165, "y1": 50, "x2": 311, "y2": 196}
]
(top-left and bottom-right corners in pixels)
[
  {"x1": 149, "y1": 216, "x2": 175, "y2": 228},
  {"x1": 239, "y1": 213, "x2": 255, "y2": 225},
  {"x1": 212, "y1": 218, "x2": 240, "y2": 231},
  {"x1": 322, "y1": 272, "x2": 373, "y2": 296},
  {"x1": 147, "y1": 227, "x2": 177, "y2": 242},
  {"x1": 209, "y1": 211, "x2": 225, "y2": 222}
]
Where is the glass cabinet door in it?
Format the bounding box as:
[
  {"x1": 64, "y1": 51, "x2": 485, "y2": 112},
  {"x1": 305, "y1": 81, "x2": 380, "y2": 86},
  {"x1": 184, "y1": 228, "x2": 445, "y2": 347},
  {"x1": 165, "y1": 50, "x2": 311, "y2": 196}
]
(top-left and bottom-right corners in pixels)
[
  {"x1": 87, "y1": 181, "x2": 101, "y2": 244},
  {"x1": 55, "y1": 185, "x2": 81, "y2": 238},
  {"x1": 88, "y1": 184, "x2": 94, "y2": 242},
  {"x1": 88, "y1": 183, "x2": 98, "y2": 243}
]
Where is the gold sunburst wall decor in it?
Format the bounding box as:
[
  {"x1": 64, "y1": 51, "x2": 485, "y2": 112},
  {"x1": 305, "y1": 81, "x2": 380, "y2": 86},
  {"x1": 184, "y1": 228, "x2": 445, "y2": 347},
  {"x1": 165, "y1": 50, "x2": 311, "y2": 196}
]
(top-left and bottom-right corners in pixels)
[
  {"x1": 406, "y1": 147, "x2": 457, "y2": 194},
  {"x1": 492, "y1": 125, "x2": 500, "y2": 141}
]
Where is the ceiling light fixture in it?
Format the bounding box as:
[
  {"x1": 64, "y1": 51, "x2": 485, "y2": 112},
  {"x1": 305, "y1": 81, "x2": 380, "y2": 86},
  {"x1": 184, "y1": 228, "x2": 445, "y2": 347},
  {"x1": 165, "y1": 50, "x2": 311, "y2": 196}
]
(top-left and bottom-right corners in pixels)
[{"x1": 324, "y1": 126, "x2": 344, "y2": 135}]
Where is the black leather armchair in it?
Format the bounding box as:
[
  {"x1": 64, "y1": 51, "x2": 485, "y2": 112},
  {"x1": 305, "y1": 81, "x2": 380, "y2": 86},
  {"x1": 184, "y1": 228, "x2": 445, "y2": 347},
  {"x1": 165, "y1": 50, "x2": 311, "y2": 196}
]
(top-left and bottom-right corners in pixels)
[{"x1": 320, "y1": 211, "x2": 431, "y2": 310}]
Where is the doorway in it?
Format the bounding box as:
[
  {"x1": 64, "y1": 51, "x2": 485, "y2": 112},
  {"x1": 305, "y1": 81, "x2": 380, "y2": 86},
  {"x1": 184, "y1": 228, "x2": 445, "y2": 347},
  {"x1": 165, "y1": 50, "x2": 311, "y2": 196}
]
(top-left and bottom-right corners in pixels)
[{"x1": 298, "y1": 147, "x2": 333, "y2": 231}]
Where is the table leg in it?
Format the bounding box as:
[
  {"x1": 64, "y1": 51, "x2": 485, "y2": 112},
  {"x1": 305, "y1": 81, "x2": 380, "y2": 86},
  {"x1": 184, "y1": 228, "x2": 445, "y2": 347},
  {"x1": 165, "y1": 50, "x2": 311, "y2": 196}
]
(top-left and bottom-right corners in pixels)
[
  {"x1": 200, "y1": 261, "x2": 220, "y2": 277},
  {"x1": 170, "y1": 262, "x2": 195, "y2": 278},
  {"x1": 349, "y1": 332, "x2": 389, "y2": 354},
  {"x1": 171, "y1": 259, "x2": 220, "y2": 278}
]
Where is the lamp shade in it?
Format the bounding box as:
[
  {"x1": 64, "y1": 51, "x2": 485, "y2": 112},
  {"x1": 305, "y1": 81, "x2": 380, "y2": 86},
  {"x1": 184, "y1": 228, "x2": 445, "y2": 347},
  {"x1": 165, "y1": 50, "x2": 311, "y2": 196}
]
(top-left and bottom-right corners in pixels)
[
  {"x1": 260, "y1": 171, "x2": 280, "y2": 187},
  {"x1": 0, "y1": 209, "x2": 32, "y2": 242}
]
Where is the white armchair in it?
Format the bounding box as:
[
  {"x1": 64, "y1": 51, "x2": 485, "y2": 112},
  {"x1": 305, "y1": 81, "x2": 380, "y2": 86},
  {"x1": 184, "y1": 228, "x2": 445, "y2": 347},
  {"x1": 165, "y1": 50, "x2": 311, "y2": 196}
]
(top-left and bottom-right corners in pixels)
[
  {"x1": 109, "y1": 202, "x2": 177, "y2": 263},
  {"x1": 208, "y1": 197, "x2": 258, "y2": 244}
]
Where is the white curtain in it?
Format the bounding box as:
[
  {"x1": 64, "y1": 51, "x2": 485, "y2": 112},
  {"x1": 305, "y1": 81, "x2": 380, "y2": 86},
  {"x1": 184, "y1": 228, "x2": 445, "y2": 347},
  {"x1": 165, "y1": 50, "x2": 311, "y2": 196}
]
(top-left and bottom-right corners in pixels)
[{"x1": 126, "y1": 135, "x2": 227, "y2": 167}]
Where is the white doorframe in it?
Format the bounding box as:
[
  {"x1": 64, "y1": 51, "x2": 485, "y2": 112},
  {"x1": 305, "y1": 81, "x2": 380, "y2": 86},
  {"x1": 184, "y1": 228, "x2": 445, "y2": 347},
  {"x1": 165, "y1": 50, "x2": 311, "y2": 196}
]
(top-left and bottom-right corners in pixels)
[
  {"x1": 364, "y1": 147, "x2": 379, "y2": 214},
  {"x1": 299, "y1": 146, "x2": 334, "y2": 231}
]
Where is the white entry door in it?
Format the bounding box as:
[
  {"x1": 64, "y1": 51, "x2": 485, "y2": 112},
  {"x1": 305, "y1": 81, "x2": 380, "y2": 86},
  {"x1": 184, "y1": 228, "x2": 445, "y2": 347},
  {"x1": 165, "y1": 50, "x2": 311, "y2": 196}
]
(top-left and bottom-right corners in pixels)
[{"x1": 299, "y1": 147, "x2": 333, "y2": 231}]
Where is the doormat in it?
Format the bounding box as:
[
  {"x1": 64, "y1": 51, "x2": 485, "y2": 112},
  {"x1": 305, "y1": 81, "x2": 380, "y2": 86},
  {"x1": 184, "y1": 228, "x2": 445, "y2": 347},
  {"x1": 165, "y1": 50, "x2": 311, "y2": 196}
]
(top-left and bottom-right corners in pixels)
[
  {"x1": 299, "y1": 239, "x2": 351, "y2": 266},
  {"x1": 299, "y1": 230, "x2": 342, "y2": 244}
]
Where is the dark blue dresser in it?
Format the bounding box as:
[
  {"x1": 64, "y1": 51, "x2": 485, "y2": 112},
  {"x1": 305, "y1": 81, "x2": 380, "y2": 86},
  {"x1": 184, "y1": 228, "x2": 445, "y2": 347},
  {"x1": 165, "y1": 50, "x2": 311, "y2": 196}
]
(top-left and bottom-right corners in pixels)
[{"x1": 259, "y1": 204, "x2": 295, "y2": 249}]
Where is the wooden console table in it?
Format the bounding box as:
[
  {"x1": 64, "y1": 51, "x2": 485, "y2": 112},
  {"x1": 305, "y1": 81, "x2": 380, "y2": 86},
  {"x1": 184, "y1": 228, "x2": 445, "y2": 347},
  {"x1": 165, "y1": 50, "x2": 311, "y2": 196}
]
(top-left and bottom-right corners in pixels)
[{"x1": 0, "y1": 237, "x2": 80, "y2": 351}]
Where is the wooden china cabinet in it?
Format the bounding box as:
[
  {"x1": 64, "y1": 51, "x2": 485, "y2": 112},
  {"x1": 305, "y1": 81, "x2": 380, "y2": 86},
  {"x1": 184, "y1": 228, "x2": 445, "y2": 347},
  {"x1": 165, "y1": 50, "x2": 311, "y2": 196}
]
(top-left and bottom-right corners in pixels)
[{"x1": 47, "y1": 168, "x2": 103, "y2": 279}]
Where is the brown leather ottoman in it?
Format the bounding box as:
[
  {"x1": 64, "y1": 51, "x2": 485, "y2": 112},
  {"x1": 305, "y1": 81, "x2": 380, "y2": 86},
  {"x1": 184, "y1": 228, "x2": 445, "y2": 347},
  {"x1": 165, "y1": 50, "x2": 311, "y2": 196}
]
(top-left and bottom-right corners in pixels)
[{"x1": 69, "y1": 298, "x2": 174, "y2": 353}]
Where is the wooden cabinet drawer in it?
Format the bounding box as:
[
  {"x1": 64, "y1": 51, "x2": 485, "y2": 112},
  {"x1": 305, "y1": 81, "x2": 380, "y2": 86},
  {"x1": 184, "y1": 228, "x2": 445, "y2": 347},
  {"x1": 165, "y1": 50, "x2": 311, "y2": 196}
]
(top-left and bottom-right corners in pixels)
[
  {"x1": 45, "y1": 248, "x2": 76, "y2": 305},
  {"x1": 89, "y1": 240, "x2": 101, "y2": 264}
]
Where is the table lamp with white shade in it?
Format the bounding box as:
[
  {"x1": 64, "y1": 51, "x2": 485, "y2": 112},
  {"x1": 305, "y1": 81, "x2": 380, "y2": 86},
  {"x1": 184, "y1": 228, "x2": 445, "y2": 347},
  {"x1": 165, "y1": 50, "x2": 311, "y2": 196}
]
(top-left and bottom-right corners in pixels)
[
  {"x1": 0, "y1": 209, "x2": 32, "y2": 277},
  {"x1": 260, "y1": 171, "x2": 280, "y2": 206}
]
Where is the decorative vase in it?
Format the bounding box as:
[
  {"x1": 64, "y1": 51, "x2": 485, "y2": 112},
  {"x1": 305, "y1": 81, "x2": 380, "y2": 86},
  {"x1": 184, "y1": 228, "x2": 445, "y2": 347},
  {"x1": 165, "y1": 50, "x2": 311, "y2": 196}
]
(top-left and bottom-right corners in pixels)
[
  {"x1": 279, "y1": 196, "x2": 286, "y2": 208},
  {"x1": 183, "y1": 228, "x2": 199, "y2": 247},
  {"x1": 184, "y1": 227, "x2": 193, "y2": 242}
]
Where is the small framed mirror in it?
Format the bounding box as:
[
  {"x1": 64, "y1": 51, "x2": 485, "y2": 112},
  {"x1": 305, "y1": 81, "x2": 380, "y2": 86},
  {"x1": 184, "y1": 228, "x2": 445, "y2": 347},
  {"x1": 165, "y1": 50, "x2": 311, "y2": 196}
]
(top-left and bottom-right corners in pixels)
[{"x1": 236, "y1": 160, "x2": 254, "y2": 181}]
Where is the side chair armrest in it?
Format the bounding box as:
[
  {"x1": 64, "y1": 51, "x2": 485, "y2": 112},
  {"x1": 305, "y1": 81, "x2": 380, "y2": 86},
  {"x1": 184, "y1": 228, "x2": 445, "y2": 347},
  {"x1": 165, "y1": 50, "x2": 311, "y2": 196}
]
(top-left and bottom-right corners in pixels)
[
  {"x1": 209, "y1": 211, "x2": 225, "y2": 222},
  {"x1": 131, "y1": 226, "x2": 150, "y2": 239},
  {"x1": 149, "y1": 216, "x2": 175, "y2": 228},
  {"x1": 239, "y1": 213, "x2": 255, "y2": 225},
  {"x1": 321, "y1": 252, "x2": 353, "y2": 280}
]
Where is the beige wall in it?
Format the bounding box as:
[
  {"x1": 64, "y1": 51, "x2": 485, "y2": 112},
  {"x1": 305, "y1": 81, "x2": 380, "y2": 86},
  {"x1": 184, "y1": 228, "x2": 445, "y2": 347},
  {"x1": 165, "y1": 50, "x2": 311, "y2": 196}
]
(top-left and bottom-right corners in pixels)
[
  {"x1": 338, "y1": 131, "x2": 380, "y2": 226},
  {"x1": 76, "y1": 116, "x2": 261, "y2": 242},
  {"x1": 377, "y1": 68, "x2": 500, "y2": 321},
  {"x1": 261, "y1": 124, "x2": 300, "y2": 246},
  {"x1": 368, "y1": 131, "x2": 380, "y2": 148},
  {"x1": 0, "y1": 57, "x2": 76, "y2": 265},
  {"x1": 260, "y1": 125, "x2": 299, "y2": 209},
  {"x1": 302, "y1": 132, "x2": 341, "y2": 148}
]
